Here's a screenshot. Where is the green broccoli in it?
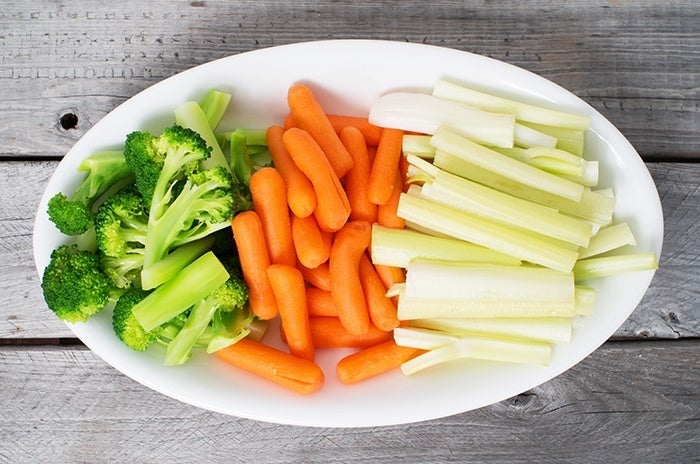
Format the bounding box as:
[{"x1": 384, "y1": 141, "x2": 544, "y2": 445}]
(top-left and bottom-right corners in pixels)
[
  {"x1": 112, "y1": 287, "x2": 158, "y2": 351},
  {"x1": 123, "y1": 125, "x2": 245, "y2": 271},
  {"x1": 47, "y1": 151, "x2": 133, "y2": 236},
  {"x1": 40, "y1": 245, "x2": 115, "y2": 323}
]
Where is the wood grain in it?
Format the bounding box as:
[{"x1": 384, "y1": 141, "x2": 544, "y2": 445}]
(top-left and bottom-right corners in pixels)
[
  {"x1": 0, "y1": 340, "x2": 697, "y2": 463},
  {"x1": 0, "y1": 1, "x2": 697, "y2": 159},
  {"x1": 1, "y1": 161, "x2": 697, "y2": 340}
]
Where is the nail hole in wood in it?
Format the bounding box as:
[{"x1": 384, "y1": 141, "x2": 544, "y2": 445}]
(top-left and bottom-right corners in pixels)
[{"x1": 60, "y1": 112, "x2": 79, "y2": 130}]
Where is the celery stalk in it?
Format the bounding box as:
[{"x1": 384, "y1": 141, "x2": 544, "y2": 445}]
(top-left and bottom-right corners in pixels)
[
  {"x1": 578, "y1": 222, "x2": 637, "y2": 259},
  {"x1": 432, "y1": 79, "x2": 591, "y2": 131},
  {"x1": 402, "y1": 134, "x2": 435, "y2": 158},
  {"x1": 368, "y1": 92, "x2": 515, "y2": 148},
  {"x1": 431, "y1": 127, "x2": 585, "y2": 202},
  {"x1": 514, "y1": 123, "x2": 558, "y2": 148},
  {"x1": 409, "y1": 317, "x2": 573, "y2": 344},
  {"x1": 396, "y1": 193, "x2": 580, "y2": 272},
  {"x1": 575, "y1": 285, "x2": 596, "y2": 316},
  {"x1": 574, "y1": 253, "x2": 659, "y2": 281},
  {"x1": 434, "y1": 149, "x2": 615, "y2": 225},
  {"x1": 518, "y1": 121, "x2": 585, "y2": 156},
  {"x1": 370, "y1": 224, "x2": 522, "y2": 268}
]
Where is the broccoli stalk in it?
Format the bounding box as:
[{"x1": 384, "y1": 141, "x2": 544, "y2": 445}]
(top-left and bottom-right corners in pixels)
[
  {"x1": 140, "y1": 235, "x2": 215, "y2": 290},
  {"x1": 41, "y1": 245, "x2": 116, "y2": 322},
  {"x1": 47, "y1": 151, "x2": 133, "y2": 235}
]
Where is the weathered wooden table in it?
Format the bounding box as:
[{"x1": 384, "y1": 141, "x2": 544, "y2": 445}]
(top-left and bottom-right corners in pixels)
[{"x1": 1, "y1": 1, "x2": 698, "y2": 462}]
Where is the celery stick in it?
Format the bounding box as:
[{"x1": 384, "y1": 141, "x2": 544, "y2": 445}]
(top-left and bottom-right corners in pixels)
[
  {"x1": 409, "y1": 317, "x2": 573, "y2": 344},
  {"x1": 397, "y1": 193, "x2": 580, "y2": 272},
  {"x1": 405, "y1": 154, "x2": 440, "y2": 179},
  {"x1": 370, "y1": 224, "x2": 522, "y2": 268},
  {"x1": 403, "y1": 134, "x2": 435, "y2": 158},
  {"x1": 575, "y1": 285, "x2": 596, "y2": 316},
  {"x1": 420, "y1": 169, "x2": 594, "y2": 247},
  {"x1": 432, "y1": 79, "x2": 591, "y2": 131},
  {"x1": 574, "y1": 253, "x2": 659, "y2": 281},
  {"x1": 431, "y1": 127, "x2": 585, "y2": 202},
  {"x1": 577, "y1": 222, "x2": 637, "y2": 259},
  {"x1": 174, "y1": 101, "x2": 230, "y2": 172},
  {"x1": 491, "y1": 146, "x2": 599, "y2": 187},
  {"x1": 514, "y1": 123, "x2": 558, "y2": 148},
  {"x1": 434, "y1": 150, "x2": 614, "y2": 225},
  {"x1": 368, "y1": 92, "x2": 515, "y2": 148},
  {"x1": 400, "y1": 345, "x2": 460, "y2": 375},
  {"x1": 519, "y1": 121, "x2": 585, "y2": 156},
  {"x1": 199, "y1": 89, "x2": 231, "y2": 131}
]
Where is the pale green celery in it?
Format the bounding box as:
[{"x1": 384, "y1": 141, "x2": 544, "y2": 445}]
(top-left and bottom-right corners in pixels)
[
  {"x1": 432, "y1": 79, "x2": 591, "y2": 131},
  {"x1": 575, "y1": 285, "x2": 596, "y2": 316},
  {"x1": 405, "y1": 154, "x2": 441, "y2": 179},
  {"x1": 405, "y1": 259, "x2": 575, "y2": 303},
  {"x1": 370, "y1": 224, "x2": 521, "y2": 268},
  {"x1": 491, "y1": 146, "x2": 598, "y2": 187},
  {"x1": 578, "y1": 222, "x2": 637, "y2": 259},
  {"x1": 403, "y1": 134, "x2": 435, "y2": 158},
  {"x1": 174, "y1": 101, "x2": 230, "y2": 172},
  {"x1": 140, "y1": 236, "x2": 215, "y2": 290},
  {"x1": 132, "y1": 252, "x2": 230, "y2": 332},
  {"x1": 431, "y1": 127, "x2": 585, "y2": 202},
  {"x1": 514, "y1": 123, "x2": 558, "y2": 148},
  {"x1": 368, "y1": 92, "x2": 515, "y2": 148},
  {"x1": 434, "y1": 150, "x2": 614, "y2": 225},
  {"x1": 420, "y1": 168, "x2": 594, "y2": 247},
  {"x1": 397, "y1": 193, "x2": 580, "y2": 272},
  {"x1": 409, "y1": 317, "x2": 573, "y2": 344},
  {"x1": 574, "y1": 253, "x2": 658, "y2": 281},
  {"x1": 518, "y1": 121, "x2": 585, "y2": 156},
  {"x1": 199, "y1": 89, "x2": 232, "y2": 131},
  {"x1": 397, "y1": 329, "x2": 552, "y2": 375}
]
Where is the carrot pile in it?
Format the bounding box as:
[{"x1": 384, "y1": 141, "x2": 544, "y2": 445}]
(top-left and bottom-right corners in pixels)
[{"x1": 217, "y1": 83, "x2": 423, "y2": 394}]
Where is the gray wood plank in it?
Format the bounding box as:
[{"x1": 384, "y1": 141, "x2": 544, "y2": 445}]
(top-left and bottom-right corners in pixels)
[
  {"x1": 1, "y1": 1, "x2": 698, "y2": 160},
  {"x1": 0, "y1": 161, "x2": 698, "y2": 340},
  {"x1": 0, "y1": 340, "x2": 697, "y2": 463}
]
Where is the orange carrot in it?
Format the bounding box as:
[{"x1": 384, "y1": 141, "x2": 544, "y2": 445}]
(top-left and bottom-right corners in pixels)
[
  {"x1": 377, "y1": 170, "x2": 406, "y2": 229},
  {"x1": 266, "y1": 126, "x2": 317, "y2": 218},
  {"x1": 283, "y1": 127, "x2": 350, "y2": 232},
  {"x1": 336, "y1": 340, "x2": 425, "y2": 385},
  {"x1": 373, "y1": 263, "x2": 406, "y2": 291},
  {"x1": 283, "y1": 113, "x2": 297, "y2": 130},
  {"x1": 298, "y1": 261, "x2": 331, "y2": 291},
  {"x1": 329, "y1": 220, "x2": 372, "y2": 335},
  {"x1": 231, "y1": 211, "x2": 278, "y2": 320},
  {"x1": 359, "y1": 254, "x2": 400, "y2": 332},
  {"x1": 291, "y1": 213, "x2": 332, "y2": 269},
  {"x1": 305, "y1": 287, "x2": 338, "y2": 317},
  {"x1": 368, "y1": 128, "x2": 404, "y2": 205},
  {"x1": 287, "y1": 84, "x2": 354, "y2": 178},
  {"x1": 266, "y1": 264, "x2": 314, "y2": 361},
  {"x1": 328, "y1": 115, "x2": 383, "y2": 146},
  {"x1": 214, "y1": 338, "x2": 324, "y2": 395},
  {"x1": 340, "y1": 126, "x2": 378, "y2": 224},
  {"x1": 309, "y1": 317, "x2": 392, "y2": 349},
  {"x1": 250, "y1": 167, "x2": 296, "y2": 267}
]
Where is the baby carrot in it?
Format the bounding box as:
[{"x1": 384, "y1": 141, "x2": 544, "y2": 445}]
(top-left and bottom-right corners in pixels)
[
  {"x1": 377, "y1": 170, "x2": 406, "y2": 229},
  {"x1": 328, "y1": 115, "x2": 383, "y2": 147},
  {"x1": 373, "y1": 263, "x2": 406, "y2": 291},
  {"x1": 291, "y1": 213, "x2": 332, "y2": 269},
  {"x1": 283, "y1": 127, "x2": 350, "y2": 232},
  {"x1": 309, "y1": 317, "x2": 392, "y2": 349},
  {"x1": 306, "y1": 287, "x2": 338, "y2": 317},
  {"x1": 368, "y1": 128, "x2": 404, "y2": 205},
  {"x1": 340, "y1": 126, "x2": 378, "y2": 224},
  {"x1": 336, "y1": 339, "x2": 425, "y2": 385},
  {"x1": 283, "y1": 113, "x2": 297, "y2": 130},
  {"x1": 287, "y1": 83, "x2": 354, "y2": 178},
  {"x1": 250, "y1": 167, "x2": 296, "y2": 267},
  {"x1": 359, "y1": 254, "x2": 400, "y2": 332},
  {"x1": 266, "y1": 126, "x2": 317, "y2": 218},
  {"x1": 298, "y1": 261, "x2": 331, "y2": 291},
  {"x1": 267, "y1": 264, "x2": 314, "y2": 362},
  {"x1": 330, "y1": 220, "x2": 372, "y2": 335},
  {"x1": 231, "y1": 211, "x2": 278, "y2": 320},
  {"x1": 214, "y1": 338, "x2": 324, "y2": 395}
]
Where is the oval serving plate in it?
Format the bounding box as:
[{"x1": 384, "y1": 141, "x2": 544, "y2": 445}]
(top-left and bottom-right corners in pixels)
[{"x1": 33, "y1": 40, "x2": 663, "y2": 427}]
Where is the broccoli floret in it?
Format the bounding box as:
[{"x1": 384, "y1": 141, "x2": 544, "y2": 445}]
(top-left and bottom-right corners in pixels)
[
  {"x1": 41, "y1": 245, "x2": 114, "y2": 323},
  {"x1": 112, "y1": 287, "x2": 158, "y2": 351},
  {"x1": 47, "y1": 151, "x2": 133, "y2": 235}
]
